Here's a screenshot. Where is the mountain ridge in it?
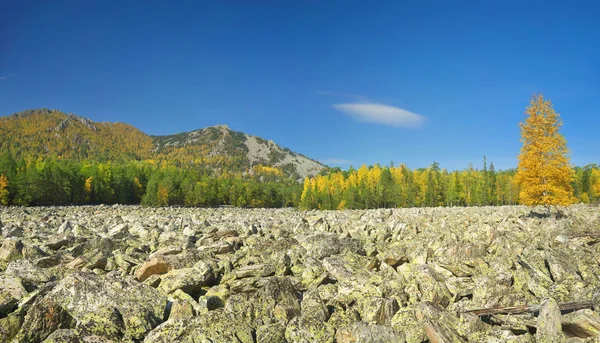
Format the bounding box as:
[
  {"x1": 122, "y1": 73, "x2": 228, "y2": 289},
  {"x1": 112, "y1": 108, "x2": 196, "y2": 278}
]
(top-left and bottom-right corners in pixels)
[{"x1": 0, "y1": 109, "x2": 326, "y2": 179}]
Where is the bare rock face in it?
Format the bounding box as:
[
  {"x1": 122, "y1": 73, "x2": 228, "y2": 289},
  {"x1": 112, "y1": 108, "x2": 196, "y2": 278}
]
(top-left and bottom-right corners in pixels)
[{"x1": 0, "y1": 204, "x2": 599, "y2": 342}]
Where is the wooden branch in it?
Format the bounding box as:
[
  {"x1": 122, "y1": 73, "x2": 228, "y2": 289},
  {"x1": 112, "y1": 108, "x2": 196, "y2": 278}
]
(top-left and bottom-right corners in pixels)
[
  {"x1": 567, "y1": 233, "x2": 600, "y2": 239},
  {"x1": 465, "y1": 300, "x2": 594, "y2": 317}
]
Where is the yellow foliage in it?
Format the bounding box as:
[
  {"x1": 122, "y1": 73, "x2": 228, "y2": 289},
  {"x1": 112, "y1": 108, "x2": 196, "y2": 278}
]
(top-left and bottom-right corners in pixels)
[
  {"x1": 315, "y1": 175, "x2": 327, "y2": 192},
  {"x1": 592, "y1": 169, "x2": 600, "y2": 198},
  {"x1": 84, "y1": 176, "x2": 93, "y2": 194},
  {"x1": 580, "y1": 192, "x2": 590, "y2": 204},
  {"x1": 367, "y1": 165, "x2": 382, "y2": 190},
  {"x1": 157, "y1": 185, "x2": 169, "y2": 206},
  {"x1": 0, "y1": 174, "x2": 8, "y2": 205},
  {"x1": 357, "y1": 164, "x2": 369, "y2": 184},
  {"x1": 253, "y1": 164, "x2": 283, "y2": 176},
  {"x1": 0, "y1": 110, "x2": 152, "y2": 160},
  {"x1": 133, "y1": 177, "x2": 143, "y2": 199},
  {"x1": 515, "y1": 95, "x2": 575, "y2": 206},
  {"x1": 250, "y1": 199, "x2": 265, "y2": 207}
]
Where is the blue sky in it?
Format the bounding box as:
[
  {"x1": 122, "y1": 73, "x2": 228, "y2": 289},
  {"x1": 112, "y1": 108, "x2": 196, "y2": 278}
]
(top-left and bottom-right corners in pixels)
[{"x1": 1, "y1": 1, "x2": 598, "y2": 170}]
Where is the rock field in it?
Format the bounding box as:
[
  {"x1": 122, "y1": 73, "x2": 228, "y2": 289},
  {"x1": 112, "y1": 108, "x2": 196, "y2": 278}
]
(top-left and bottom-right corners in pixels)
[{"x1": 1, "y1": 205, "x2": 600, "y2": 342}]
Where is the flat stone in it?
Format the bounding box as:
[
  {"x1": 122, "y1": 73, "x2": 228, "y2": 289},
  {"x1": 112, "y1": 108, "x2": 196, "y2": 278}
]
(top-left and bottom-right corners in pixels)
[{"x1": 562, "y1": 309, "x2": 600, "y2": 338}]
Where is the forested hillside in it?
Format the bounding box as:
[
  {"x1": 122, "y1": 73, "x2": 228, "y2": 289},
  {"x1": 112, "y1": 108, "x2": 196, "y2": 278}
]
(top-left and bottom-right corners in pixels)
[
  {"x1": 0, "y1": 109, "x2": 153, "y2": 160},
  {"x1": 0, "y1": 109, "x2": 326, "y2": 179},
  {"x1": 0, "y1": 109, "x2": 597, "y2": 208}
]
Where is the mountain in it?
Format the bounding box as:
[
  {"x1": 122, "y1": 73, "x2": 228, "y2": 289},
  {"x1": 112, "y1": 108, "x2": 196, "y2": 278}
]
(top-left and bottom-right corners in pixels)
[
  {"x1": 153, "y1": 124, "x2": 325, "y2": 179},
  {"x1": 0, "y1": 109, "x2": 153, "y2": 161},
  {"x1": 0, "y1": 109, "x2": 326, "y2": 179}
]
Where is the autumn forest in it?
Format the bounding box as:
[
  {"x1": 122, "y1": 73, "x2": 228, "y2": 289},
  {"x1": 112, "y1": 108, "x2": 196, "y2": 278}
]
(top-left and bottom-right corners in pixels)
[{"x1": 0, "y1": 97, "x2": 599, "y2": 209}]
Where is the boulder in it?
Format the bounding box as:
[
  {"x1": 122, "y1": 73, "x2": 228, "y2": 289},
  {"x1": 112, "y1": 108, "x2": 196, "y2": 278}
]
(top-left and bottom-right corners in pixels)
[
  {"x1": 5, "y1": 259, "x2": 51, "y2": 290},
  {"x1": 0, "y1": 237, "x2": 23, "y2": 262},
  {"x1": 0, "y1": 275, "x2": 27, "y2": 316},
  {"x1": 336, "y1": 322, "x2": 405, "y2": 343},
  {"x1": 562, "y1": 309, "x2": 600, "y2": 338},
  {"x1": 143, "y1": 311, "x2": 254, "y2": 343},
  {"x1": 415, "y1": 302, "x2": 467, "y2": 343},
  {"x1": 14, "y1": 271, "x2": 167, "y2": 342},
  {"x1": 158, "y1": 262, "x2": 215, "y2": 295},
  {"x1": 536, "y1": 298, "x2": 565, "y2": 343},
  {"x1": 284, "y1": 316, "x2": 336, "y2": 343},
  {"x1": 256, "y1": 323, "x2": 287, "y2": 343}
]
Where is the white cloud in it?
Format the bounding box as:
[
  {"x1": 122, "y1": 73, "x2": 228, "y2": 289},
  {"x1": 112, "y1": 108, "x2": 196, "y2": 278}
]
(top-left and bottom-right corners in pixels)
[
  {"x1": 0, "y1": 74, "x2": 15, "y2": 80},
  {"x1": 319, "y1": 158, "x2": 356, "y2": 165},
  {"x1": 333, "y1": 103, "x2": 426, "y2": 128}
]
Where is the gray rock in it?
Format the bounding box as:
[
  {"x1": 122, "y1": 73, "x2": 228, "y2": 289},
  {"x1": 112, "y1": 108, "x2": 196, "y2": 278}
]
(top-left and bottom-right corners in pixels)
[
  {"x1": 143, "y1": 311, "x2": 254, "y2": 343},
  {"x1": 562, "y1": 309, "x2": 600, "y2": 338},
  {"x1": 158, "y1": 262, "x2": 215, "y2": 295},
  {"x1": 5, "y1": 259, "x2": 51, "y2": 290},
  {"x1": 358, "y1": 296, "x2": 399, "y2": 325},
  {"x1": 536, "y1": 298, "x2": 565, "y2": 343},
  {"x1": 284, "y1": 316, "x2": 336, "y2": 343},
  {"x1": 14, "y1": 271, "x2": 167, "y2": 342},
  {"x1": 415, "y1": 302, "x2": 467, "y2": 343},
  {"x1": 0, "y1": 275, "x2": 27, "y2": 316},
  {"x1": 336, "y1": 322, "x2": 405, "y2": 343},
  {"x1": 0, "y1": 237, "x2": 23, "y2": 262},
  {"x1": 229, "y1": 263, "x2": 276, "y2": 280},
  {"x1": 0, "y1": 204, "x2": 599, "y2": 342},
  {"x1": 256, "y1": 323, "x2": 287, "y2": 343},
  {"x1": 42, "y1": 329, "x2": 80, "y2": 343}
]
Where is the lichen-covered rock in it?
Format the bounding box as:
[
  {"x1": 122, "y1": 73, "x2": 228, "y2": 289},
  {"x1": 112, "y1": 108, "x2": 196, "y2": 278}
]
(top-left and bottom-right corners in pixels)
[
  {"x1": 143, "y1": 311, "x2": 254, "y2": 343},
  {"x1": 158, "y1": 265, "x2": 214, "y2": 295},
  {"x1": 415, "y1": 302, "x2": 468, "y2": 343},
  {"x1": 5, "y1": 259, "x2": 50, "y2": 290},
  {"x1": 562, "y1": 309, "x2": 600, "y2": 338},
  {"x1": 301, "y1": 290, "x2": 329, "y2": 322},
  {"x1": 357, "y1": 296, "x2": 399, "y2": 325},
  {"x1": 226, "y1": 276, "x2": 302, "y2": 327},
  {"x1": 13, "y1": 271, "x2": 167, "y2": 342},
  {"x1": 227, "y1": 263, "x2": 276, "y2": 280},
  {"x1": 256, "y1": 323, "x2": 287, "y2": 343},
  {"x1": 299, "y1": 233, "x2": 342, "y2": 259},
  {"x1": 284, "y1": 316, "x2": 336, "y2": 343},
  {"x1": 336, "y1": 322, "x2": 405, "y2": 343},
  {"x1": 0, "y1": 275, "x2": 27, "y2": 315},
  {"x1": 13, "y1": 297, "x2": 76, "y2": 343},
  {"x1": 0, "y1": 310, "x2": 24, "y2": 342},
  {"x1": 391, "y1": 308, "x2": 427, "y2": 343},
  {"x1": 0, "y1": 238, "x2": 23, "y2": 262},
  {"x1": 1, "y1": 205, "x2": 600, "y2": 342},
  {"x1": 536, "y1": 298, "x2": 565, "y2": 343},
  {"x1": 41, "y1": 329, "x2": 80, "y2": 343}
]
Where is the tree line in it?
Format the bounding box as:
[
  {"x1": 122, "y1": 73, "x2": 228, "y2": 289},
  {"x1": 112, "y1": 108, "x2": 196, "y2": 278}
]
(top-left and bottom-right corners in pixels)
[
  {"x1": 299, "y1": 160, "x2": 600, "y2": 210},
  {"x1": 0, "y1": 153, "x2": 302, "y2": 207},
  {"x1": 0, "y1": 152, "x2": 597, "y2": 209}
]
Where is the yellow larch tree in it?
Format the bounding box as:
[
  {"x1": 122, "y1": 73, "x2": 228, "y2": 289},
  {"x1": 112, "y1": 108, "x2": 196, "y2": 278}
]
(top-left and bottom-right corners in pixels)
[
  {"x1": 84, "y1": 176, "x2": 93, "y2": 202},
  {"x1": 592, "y1": 168, "x2": 600, "y2": 199},
  {"x1": 0, "y1": 174, "x2": 9, "y2": 205},
  {"x1": 133, "y1": 176, "x2": 144, "y2": 201},
  {"x1": 157, "y1": 185, "x2": 169, "y2": 207},
  {"x1": 515, "y1": 94, "x2": 575, "y2": 207}
]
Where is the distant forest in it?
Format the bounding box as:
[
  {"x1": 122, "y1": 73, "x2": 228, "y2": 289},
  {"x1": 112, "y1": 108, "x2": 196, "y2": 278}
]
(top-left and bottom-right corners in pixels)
[
  {"x1": 0, "y1": 153, "x2": 598, "y2": 208},
  {"x1": 300, "y1": 160, "x2": 600, "y2": 210}
]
